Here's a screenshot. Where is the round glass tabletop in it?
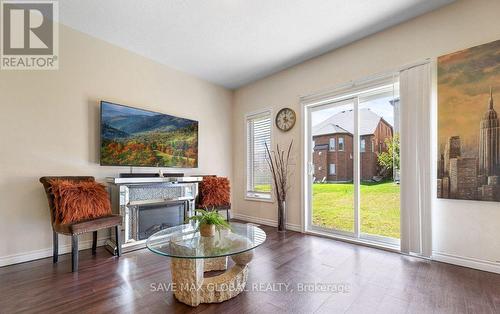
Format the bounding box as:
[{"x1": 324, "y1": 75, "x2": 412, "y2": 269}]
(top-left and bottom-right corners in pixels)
[{"x1": 146, "y1": 222, "x2": 267, "y2": 259}]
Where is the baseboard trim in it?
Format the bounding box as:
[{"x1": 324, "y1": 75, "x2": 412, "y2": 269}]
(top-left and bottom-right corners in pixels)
[
  {"x1": 432, "y1": 251, "x2": 500, "y2": 274},
  {"x1": 0, "y1": 236, "x2": 109, "y2": 267},
  {"x1": 232, "y1": 213, "x2": 302, "y2": 232}
]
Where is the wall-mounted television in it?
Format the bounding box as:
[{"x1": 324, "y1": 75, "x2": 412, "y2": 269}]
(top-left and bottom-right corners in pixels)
[{"x1": 100, "y1": 101, "x2": 198, "y2": 168}]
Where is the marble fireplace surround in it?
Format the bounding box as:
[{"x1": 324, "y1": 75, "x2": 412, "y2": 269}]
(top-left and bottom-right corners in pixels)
[{"x1": 105, "y1": 176, "x2": 203, "y2": 254}]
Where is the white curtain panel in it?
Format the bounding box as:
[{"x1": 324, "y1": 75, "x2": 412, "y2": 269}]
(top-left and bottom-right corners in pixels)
[{"x1": 400, "y1": 62, "x2": 432, "y2": 257}]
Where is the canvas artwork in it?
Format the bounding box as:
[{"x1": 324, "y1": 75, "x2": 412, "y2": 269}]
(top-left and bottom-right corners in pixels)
[
  {"x1": 100, "y1": 101, "x2": 198, "y2": 168},
  {"x1": 437, "y1": 39, "x2": 500, "y2": 202}
]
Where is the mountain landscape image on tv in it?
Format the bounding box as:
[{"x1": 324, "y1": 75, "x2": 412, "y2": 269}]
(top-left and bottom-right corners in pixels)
[{"x1": 100, "y1": 101, "x2": 198, "y2": 168}]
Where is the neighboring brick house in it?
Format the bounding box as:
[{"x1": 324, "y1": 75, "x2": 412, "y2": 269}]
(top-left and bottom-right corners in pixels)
[{"x1": 312, "y1": 108, "x2": 393, "y2": 182}]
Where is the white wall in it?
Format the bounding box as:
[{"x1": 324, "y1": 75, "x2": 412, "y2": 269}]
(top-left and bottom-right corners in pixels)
[
  {"x1": 0, "y1": 25, "x2": 233, "y2": 266},
  {"x1": 232, "y1": 0, "x2": 500, "y2": 272}
]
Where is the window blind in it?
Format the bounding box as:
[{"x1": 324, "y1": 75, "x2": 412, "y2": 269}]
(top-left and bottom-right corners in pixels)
[{"x1": 246, "y1": 111, "x2": 272, "y2": 199}]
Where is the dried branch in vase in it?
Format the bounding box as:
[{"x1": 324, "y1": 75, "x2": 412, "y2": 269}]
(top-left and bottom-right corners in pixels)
[{"x1": 265, "y1": 140, "x2": 293, "y2": 232}]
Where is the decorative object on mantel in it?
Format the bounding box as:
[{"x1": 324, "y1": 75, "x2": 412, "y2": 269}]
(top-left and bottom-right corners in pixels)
[
  {"x1": 39, "y1": 176, "x2": 122, "y2": 272},
  {"x1": 119, "y1": 172, "x2": 159, "y2": 178},
  {"x1": 275, "y1": 107, "x2": 296, "y2": 132},
  {"x1": 187, "y1": 209, "x2": 231, "y2": 237},
  {"x1": 265, "y1": 140, "x2": 293, "y2": 232},
  {"x1": 198, "y1": 176, "x2": 231, "y2": 220}
]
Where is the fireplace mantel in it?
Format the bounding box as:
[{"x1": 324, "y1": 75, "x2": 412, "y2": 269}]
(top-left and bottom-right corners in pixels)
[
  {"x1": 105, "y1": 176, "x2": 202, "y2": 254},
  {"x1": 107, "y1": 176, "x2": 202, "y2": 185}
]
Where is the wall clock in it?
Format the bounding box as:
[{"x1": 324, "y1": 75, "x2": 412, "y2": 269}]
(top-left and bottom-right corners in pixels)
[{"x1": 275, "y1": 108, "x2": 296, "y2": 132}]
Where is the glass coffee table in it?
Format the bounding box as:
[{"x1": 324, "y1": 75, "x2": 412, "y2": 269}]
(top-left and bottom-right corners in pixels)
[{"x1": 146, "y1": 222, "x2": 266, "y2": 306}]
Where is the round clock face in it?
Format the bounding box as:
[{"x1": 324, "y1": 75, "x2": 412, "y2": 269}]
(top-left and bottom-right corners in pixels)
[{"x1": 276, "y1": 108, "x2": 296, "y2": 132}]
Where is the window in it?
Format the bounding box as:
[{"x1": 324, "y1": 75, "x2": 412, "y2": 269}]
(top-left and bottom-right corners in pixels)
[
  {"x1": 329, "y1": 163, "x2": 336, "y2": 175},
  {"x1": 360, "y1": 139, "x2": 366, "y2": 152},
  {"x1": 329, "y1": 138, "x2": 336, "y2": 151},
  {"x1": 338, "y1": 137, "x2": 345, "y2": 151},
  {"x1": 246, "y1": 110, "x2": 272, "y2": 200}
]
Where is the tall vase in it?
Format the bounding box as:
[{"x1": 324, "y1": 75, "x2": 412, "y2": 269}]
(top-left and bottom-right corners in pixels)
[{"x1": 277, "y1": 200, "x2": 286, "y2": 232}]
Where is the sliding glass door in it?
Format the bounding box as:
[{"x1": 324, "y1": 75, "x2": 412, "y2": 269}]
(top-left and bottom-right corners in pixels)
[
  {"x1": 358, "y1": 89, "x2": 400, "y2": 244},
  {"x1": 309, "y1": 98, "x2": 357, "y2": 235},
  {"x1": 306, "y1": 79, "x2": 400, "y2": 246}
]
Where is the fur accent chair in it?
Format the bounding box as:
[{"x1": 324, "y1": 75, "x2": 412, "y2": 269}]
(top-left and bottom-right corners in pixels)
[
  {"x1": 197, "y1": 176, "x2": 231, "y2": 220},
  {"x1": 40, "y1": 176, "x2": 122, "y2": 272}
]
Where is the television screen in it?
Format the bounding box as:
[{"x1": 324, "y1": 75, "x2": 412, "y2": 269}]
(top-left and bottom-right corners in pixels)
[{"x1": 100, "y1": 101, "x2": 198, "y2": 168}]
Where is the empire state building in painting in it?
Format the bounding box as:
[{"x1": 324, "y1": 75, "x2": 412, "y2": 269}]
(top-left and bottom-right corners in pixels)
[{"x1": 479, "y1": 88, "x2": 500, "y2": 178}]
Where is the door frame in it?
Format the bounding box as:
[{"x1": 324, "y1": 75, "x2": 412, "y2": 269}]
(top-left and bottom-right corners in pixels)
[{"x1": 301, "y1": 77, "x2": 400, "y2": 249}]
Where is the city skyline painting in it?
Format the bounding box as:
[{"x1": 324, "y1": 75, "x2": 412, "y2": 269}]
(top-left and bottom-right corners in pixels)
[{"x1": 437, "y1": 39, "x2": 500, "y2": 202}]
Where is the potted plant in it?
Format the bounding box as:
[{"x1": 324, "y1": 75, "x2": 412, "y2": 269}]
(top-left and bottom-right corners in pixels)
[{"x1": 187, "y1": 209, "x2": 231, "y2": 237}]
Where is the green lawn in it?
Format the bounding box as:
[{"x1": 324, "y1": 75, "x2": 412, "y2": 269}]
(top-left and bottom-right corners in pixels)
[
  {"x1": 254, "y1": 184, "x2": 271, "y2": 192},
  {"x1": 253, "y1": 181, "x2": 400, "y2": 239},
  {"x1": 312, "y1": 182, "x2": 400, "y2": 239}
]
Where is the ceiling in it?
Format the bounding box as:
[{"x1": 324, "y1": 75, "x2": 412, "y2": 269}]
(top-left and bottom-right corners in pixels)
[{"x1": 59, "y1": 0, "x2": 454, "y2": 89}]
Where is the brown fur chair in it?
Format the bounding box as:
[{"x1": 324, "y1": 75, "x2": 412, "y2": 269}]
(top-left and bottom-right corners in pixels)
[
  {"x1": 40, "y1": 176, "x2": 122, "y2": 272},
  {"x1": 197, "y1": 176, "x2": 231, "y2": 220}
]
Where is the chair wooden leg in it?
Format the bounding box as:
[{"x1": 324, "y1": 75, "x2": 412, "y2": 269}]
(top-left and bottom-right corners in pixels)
[
  {"x1": 92, "y1": 231, "x2": 97, "y2": 255},
  {"x1": 71, "y1": 235, "x2": 78, "y2": 272},
  {"x1": 115, "y1": 225, "x2": 122, "y2": 257},
  {"x1": 52, "y1": 231, "x2": 58, "y2": 263},
  {"x1": 226, "y1": 209, "x2": 230, "y2": 221}
]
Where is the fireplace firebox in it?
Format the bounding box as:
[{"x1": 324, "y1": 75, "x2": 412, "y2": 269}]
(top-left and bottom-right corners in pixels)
[{"x1": 137, "y1": 202, "x2": 185, "y2": 240}]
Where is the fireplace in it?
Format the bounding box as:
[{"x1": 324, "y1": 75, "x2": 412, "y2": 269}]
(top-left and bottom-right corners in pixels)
[
  {"x1": 105, "y1": 176, "x2": 201, "y2": 254},
  {"x1": 137, "y1": 202, "x2": 185, "y2": 240}
]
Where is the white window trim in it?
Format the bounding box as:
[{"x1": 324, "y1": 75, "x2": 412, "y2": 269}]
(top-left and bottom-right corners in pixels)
[
  {"x1": 245, "y1": 108, "x2": 273, "y2": 202},
  {"x1": 329, "y1": 137, "x2": 336, "y2": 151},
  {"x1": 329, "y1": 163, "x2": 336, "y2": 175},
  {"x1": 338, "y1": 137, "x2": 345, "y2": 151}
]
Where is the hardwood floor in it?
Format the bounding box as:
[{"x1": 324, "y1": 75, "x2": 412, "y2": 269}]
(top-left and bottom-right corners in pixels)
[{"x1": 0, "y1": 224, "x2": 499, "y2": 314}]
